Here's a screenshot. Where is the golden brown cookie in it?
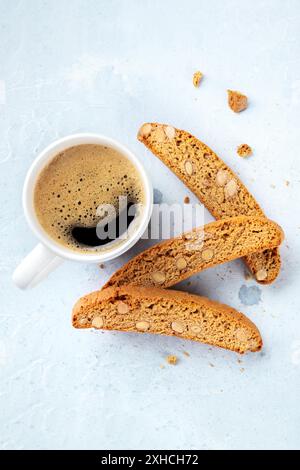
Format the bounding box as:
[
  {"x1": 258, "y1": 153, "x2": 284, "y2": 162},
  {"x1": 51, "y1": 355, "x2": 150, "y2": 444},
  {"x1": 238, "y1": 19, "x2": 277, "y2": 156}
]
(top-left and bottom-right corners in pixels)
[
  {"x1": 137, "y1": 123, "x2": 282, "y2": 284},
  {"x1": 73, "y1": 286, "x2": 263, "y2": 354},
  {"x1": 105, "y1": 216, "x2": 283, "y2": 289}
]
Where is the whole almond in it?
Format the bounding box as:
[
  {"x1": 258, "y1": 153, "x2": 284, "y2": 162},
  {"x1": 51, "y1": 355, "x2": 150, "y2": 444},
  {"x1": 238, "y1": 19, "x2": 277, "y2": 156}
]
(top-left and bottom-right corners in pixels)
[
  {"x1": 201, "y1": 248, "x2": 214, "y2": 261},
  {"x1": 117, "y1": 302, "x2": 129, "y2": 314},
  {"x1": 256, "y1": 269, "x2": 268, "y2": 281},
  {"x1": 184, "y1": 160, "x2": 193, "y2": 176},
  {"x1": 151, "y1": 271, "x2": 166, "y2": 284},
  {"x1": 136, "y1": 321, "x2": 150, "y2": 332},
  {"x1": 176, "y1": 257, "x2": 187, "y2": 270},
  {"x1": 92, "y1": 316, "x2": 104, "y2": 329},
  {"x1": 164, "y1": 125, "x2": 176, "y2": 139},
  {"x1": 138, "y1": 123, "x2": 152, "y2": 138},
  {"x1": 216, "y1": 169, "x2": 229, "y2": 187},
  {"x1": 171, "y1": 321, "x2": 186, "y2": 333},
  {"x1": 190, "y1": 324, "x2": 202, "y2": 335},
  {"x1": 224, "y1": 179, "x2": 238, "y2": 198}
]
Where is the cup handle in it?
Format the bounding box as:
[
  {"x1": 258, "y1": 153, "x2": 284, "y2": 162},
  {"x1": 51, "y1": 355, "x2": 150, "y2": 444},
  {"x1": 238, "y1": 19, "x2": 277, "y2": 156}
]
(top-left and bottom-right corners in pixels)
[{"x1": 12, "y1": 243, "x2": 63, "y2": 289}]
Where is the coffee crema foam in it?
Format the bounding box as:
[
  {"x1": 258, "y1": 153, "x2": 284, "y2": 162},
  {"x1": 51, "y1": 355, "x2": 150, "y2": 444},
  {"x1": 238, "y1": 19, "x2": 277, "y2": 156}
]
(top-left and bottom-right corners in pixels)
[{"x1": 34, "y1": 144, "x2": 145, "y2": 253}]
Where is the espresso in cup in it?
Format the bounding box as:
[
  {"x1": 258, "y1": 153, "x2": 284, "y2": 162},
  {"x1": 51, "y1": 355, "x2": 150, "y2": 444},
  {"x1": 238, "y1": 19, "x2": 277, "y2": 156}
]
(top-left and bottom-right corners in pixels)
[{"x1": 33, "y1": 144, "x2": 145, "y2": 253}]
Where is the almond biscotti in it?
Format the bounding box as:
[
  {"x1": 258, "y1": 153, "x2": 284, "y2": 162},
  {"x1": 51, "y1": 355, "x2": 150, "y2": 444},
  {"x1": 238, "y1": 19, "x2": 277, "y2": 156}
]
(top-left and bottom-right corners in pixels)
[
  {"x1": 72, "y1": 286, "x2": 263, "y2": 354},
  {"x1": 104, "y1": 216, "x2": 283, "y2": 290},
  {"x1": 138, "y1": 123, "x2": 281, "y2": 284}
]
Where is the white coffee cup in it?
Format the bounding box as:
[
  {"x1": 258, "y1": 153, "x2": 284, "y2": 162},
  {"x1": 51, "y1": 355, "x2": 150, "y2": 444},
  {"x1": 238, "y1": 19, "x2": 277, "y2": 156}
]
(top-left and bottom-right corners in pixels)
[{"x1": 13, "y1": 133, "x2": 153, "y2": 289}]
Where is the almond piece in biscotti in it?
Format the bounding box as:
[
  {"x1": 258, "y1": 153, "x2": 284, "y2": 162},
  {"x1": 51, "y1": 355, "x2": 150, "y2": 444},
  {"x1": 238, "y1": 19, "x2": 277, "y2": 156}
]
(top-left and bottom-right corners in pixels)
[{"x1": 91, "y1": 316, "x2": 104, "y2": 328}]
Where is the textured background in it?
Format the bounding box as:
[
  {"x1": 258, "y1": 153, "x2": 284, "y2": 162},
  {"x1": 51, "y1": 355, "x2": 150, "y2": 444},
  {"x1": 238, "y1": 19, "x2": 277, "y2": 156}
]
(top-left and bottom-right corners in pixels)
[{"x1": 1, "y1": 0, "x2": 300, "y2": 450}]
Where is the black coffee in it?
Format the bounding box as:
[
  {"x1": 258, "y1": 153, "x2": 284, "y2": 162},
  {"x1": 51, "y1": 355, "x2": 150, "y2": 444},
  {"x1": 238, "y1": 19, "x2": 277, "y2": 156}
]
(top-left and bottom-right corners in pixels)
[{"x1": 34, "y1": 144, "x2": 145, "y2": 253}]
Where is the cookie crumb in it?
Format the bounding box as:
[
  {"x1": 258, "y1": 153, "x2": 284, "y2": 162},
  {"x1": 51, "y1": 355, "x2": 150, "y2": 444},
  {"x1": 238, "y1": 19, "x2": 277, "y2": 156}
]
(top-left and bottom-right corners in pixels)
[
  {"x1": 237, "y1": 144, "x2": 252, "y2": 158},
  {"x1": 183, "y1": 351, "x2": 190, "y2": 357},
  {"x1": 166, "y1": 355, "x2": 178, "y2": 365},
  {"x1": 240, "y1": 368, "x2": 245, "y2": 373},
  {"x1": 227, "y1": 90, "x2": 248, "y2": 113},
  {"x1": 184, "y1": 196, "x2": 190, "y2": 204},
  {"x1": 285, "y1": 180, "x2": 290, "y2": 186},
  {"x1": 193, "y1": 71, "x2": 203, "y2": 87},
  {"x1": 100, "y1": 264, "x2": 105, "y2": 269},
  {"x1": 160, "y1": 364, "x2": 165, "y2": 369},
  {"x1": 270, "y1": 184, "x2": 276, "y2": 189},
  {"x1": 209, "y1": 362, "x2": 215, "y2": 368}
]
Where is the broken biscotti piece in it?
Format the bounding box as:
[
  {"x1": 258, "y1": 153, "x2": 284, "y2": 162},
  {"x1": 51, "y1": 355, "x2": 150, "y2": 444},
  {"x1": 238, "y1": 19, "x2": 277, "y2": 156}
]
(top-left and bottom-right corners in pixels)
[
  {"x1": 104, "y1": 216, "x2": 283, "y2": 289},
  {"x1": 227, "y1": 90, "x2": 248, "y2": 112},
  {"x1": 193, "y1": 71, "x2": 203, "y2": 87},
  {"x1": 166, "y1": 355, "x2": 178, "y2": 365},
  {"x1": 72, "y1": 286, "x2": 263, "y2": 354},
  {"x1": 137, "y1": 123, "x2": 282, "y2": 284},
  {"x1": 237, "y1": 144, "x2": 253, "y2": 158}
]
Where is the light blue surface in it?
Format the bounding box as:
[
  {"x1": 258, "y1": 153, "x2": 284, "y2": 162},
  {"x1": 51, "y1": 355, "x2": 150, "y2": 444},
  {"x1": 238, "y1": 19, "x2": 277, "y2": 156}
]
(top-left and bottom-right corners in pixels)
[{"x1": 1, "y1": 0, "x2": 300, "y2": 450}]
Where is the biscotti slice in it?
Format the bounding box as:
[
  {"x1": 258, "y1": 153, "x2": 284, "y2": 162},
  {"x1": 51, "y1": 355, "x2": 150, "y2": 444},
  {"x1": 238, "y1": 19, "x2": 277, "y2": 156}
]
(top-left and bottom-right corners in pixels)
[
  {"x1": 104, "y1": 216, "x2": 283, "y2": 290},
  {"x1": 72, "y1": 286, "x2": 263, "y2": 354},
  {"x1": 138, "y1": 122, "x2": 281, "y2": 284}
]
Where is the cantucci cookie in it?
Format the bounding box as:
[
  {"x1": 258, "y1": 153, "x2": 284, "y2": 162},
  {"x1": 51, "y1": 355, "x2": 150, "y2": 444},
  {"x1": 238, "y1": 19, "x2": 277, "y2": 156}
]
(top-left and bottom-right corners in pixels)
[
  {"x1": 104, "y1": 216, "x2": 283, "y2": 289},
  {"x1": 72, "y1": 286, "x2": 263, "y2": 354},
  {"x1": 137, "y1": 123, "x2": 282, "y2": 284}
]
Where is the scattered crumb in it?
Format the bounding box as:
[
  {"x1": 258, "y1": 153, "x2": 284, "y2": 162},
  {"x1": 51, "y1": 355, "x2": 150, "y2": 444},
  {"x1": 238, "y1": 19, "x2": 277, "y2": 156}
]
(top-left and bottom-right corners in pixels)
[
  {"x1": 240, "y1": 368, "x2": 245, "y2": 373},
  {"x1": 237, "y1": 144, "x2": 253, "y2": 158},
  {"x1": 270, "y1": 184, "x2": 276, "y2": 189},
  {"x1": 244, "y1": 270, "x2": 253, "y2": 281},
  {"x1": 160, "y1": 364, "x2": 165, "y2": 369},
  {"x1": 166, "y1": 355, "x2": 178, "y2": 365},
  {"x1": 193, "y1": 71, "x2": 203, "y2": 87},
  {"x1": 227, "y1": 89, "x2": 248, "y2": 113},
  {"x1": 183, "y1": 351, "x2": 190, "y2": 357},
  {"x1": 100, "y1": 264, "x2": 105, "y2": 269},
  {"x1": 184, "y1": 196, "x2": 190, "y2": 204},
  {"x1": 237, "y1": 359, "x2": 243, "y2": 364},
  {"x1": 285, "y1": 180, "x2": 290, "y2": 186},
  {"x1": 209, "y1": 363, "x2": 215, "y2": 368}
]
